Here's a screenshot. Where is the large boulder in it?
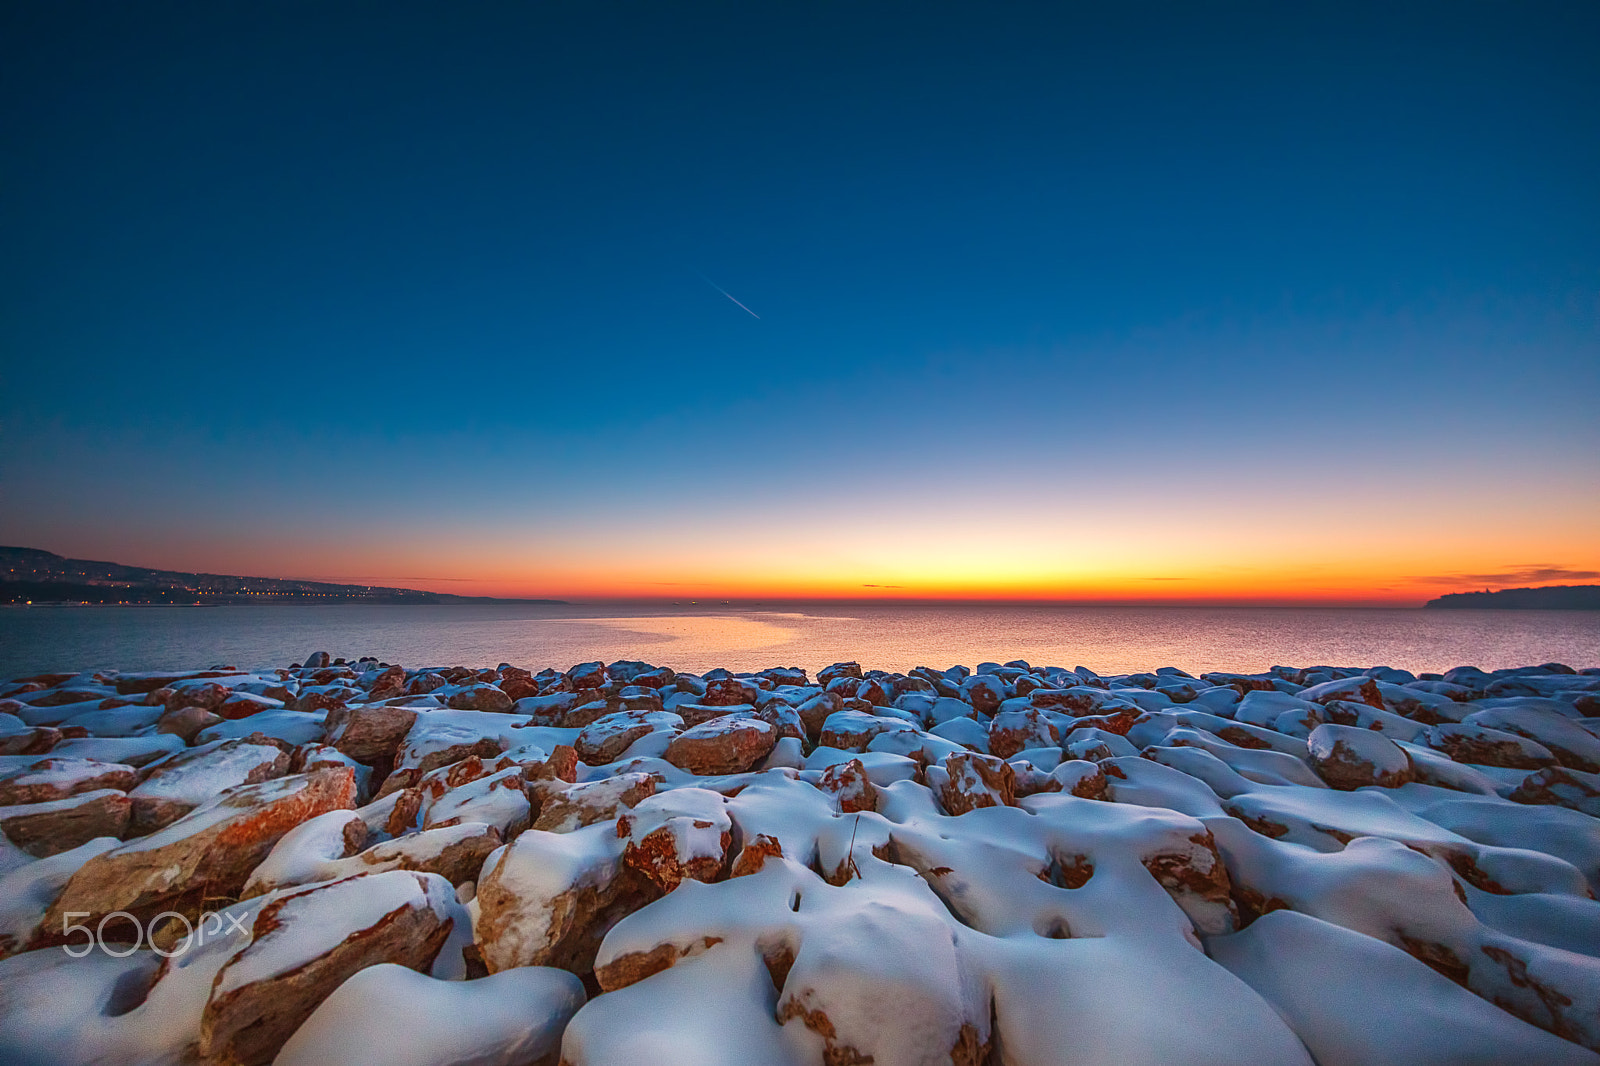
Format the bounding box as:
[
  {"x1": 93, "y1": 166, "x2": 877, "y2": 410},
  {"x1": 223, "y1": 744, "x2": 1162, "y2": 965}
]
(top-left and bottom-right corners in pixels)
[
  {"x1": 200, "y1": 870, "x2": 461, "y2": 1066},
  {"x1": 0, "y1": 789, "x2": 131, "y2": 857},
  {"x1": 40, "y1": 767, "x2": 356, "y2": 938},
  {"x1": 0, "y1": 757, "x2": 136, "y2": 806},
  {"x1": 128, "y1": 738, "x2": 288, "y2": 834},
  {"x1": 531, "y1": 773, "x2": 657, "y2": 833},
  {"x1": 475, "y1": 822, "x2": 658, "y2": 975},
  {"x1": 663, "y1": 717, "x2": 776, "y2": 775}
]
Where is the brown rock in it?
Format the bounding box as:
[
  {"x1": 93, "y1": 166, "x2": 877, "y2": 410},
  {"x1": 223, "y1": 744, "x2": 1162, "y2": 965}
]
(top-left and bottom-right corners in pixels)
[
  {"x1": 1427, "y1": 723, "x2": 1557, "y2": 770},
  {"x1": 817, "y1": 662, "x2": 863, "y2": 686},
  {"x1": 157, "y1": 705, "x2": 224, "y2": 742},
  {"x1": 366, "y1": 665, "x2": 407, "y2": 700},
  {"x1": 663, "y1": 717, "x2": 776, "y2": 775},
  {"x1": 594, "y1": 934, "x2": 724, "y2": 993},
  {"x1": 475, "y1": 830, "x2": 659, "y2": 975},
  {"x1": 795, "y1": 692, "x2": 843, "y2": 740},
  {"x1": 333, "y1": 705, "x2": 419, "y2": 765},
  {"x1": 938, "y1": 752, "x2": 1016, "y2": 815},
  {"x1": 40, "y1": 768, "x2": 357, "y2": 939},
  {"x1": 574, "y1": 713, "x2": 660, "y2": 765},
  {"x1": 199, "y1": 871, "x2": 456, "y2": 1066},
  {"x1": 730, "y1": 833, "x2": 785, "y2": 877},
  {"x1": 703, "y1": 676, "x2": 761, "y2": 706},
  {"x1": 0, "y1": 726, "x2": 60, "y2": 757},
  {"x1": 1307, "y1": 723, "x2": 1414, "y2": 790},
  {"x1": 447, "y1": 683, "x2": 515, "y2": 714},
  {"x1": 0, "y1": 757, "x2": 137, "y2": 806},
  {"x1": 1140, "y1": 830, "x2": 1238, "y2": 936},
  {"x1": 414, "y1": 737, "x2": 503, "y2": 776},
  {"x1": 987, "y1": 707, "x2": 1061, "y2": 759},
  {"x1": 532, "y1": 773, "x2": 657, "y2": 833},
  {"x1": 567, "y1": 661, "x2": 608, "y2": 690},
  {"x1": 355, "y1": 823, "x2": 503, "y2": 886},
  {"x1": 818, "y1": 758, "x2": 877, "y2": 813},
  {"x1": 0, "y1": 789, "x2": 131, "y2": 857}
]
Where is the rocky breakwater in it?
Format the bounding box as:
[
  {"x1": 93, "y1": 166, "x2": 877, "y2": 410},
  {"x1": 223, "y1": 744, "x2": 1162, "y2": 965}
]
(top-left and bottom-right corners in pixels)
[{"x1": 0, "y1": 653, "x2": 1597, "y2": 1065}]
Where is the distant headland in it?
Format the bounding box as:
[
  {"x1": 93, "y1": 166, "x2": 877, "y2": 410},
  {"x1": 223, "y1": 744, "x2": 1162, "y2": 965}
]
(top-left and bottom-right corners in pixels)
[
  {"x1": 1424, "y1": 585, "x2": 1600, "y2": 610},
  {"x1": 0, "y1": 547, "x2": 566, "y2": 606}
]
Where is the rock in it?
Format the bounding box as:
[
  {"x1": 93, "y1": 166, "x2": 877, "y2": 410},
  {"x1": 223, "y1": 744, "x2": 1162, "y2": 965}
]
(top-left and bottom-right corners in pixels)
[
  {"x1": 663, "y1": 717, "x2": 776, "y2": 775},
  {"x1": 215, "y1": 693, "x2": 284, "y2": 720},
  {"x1": 568, "y1": 661, "x2": 608, "y2": 690},
  {"x1": 40, "y1": 767, "x2": 356, "y2": 938},
  {"x1": 1509, "y1": 766, "x2": 1600, "y2": 816},
  {"x1": 199, "y1": 870, "x2": 460, "y2": 1066},
  {"x1": 421, "y1": 767, "x2": 531, "y2": 837},
  {"x1": 730, "y1": 832, "x2": 785, "y2": 877},
  {"x1": 819, "y1": 709, "x2": 915, "y2": 752},
  {"x1": 128, "y1": 738, "x2": 289, "y2": 834},
  {"x1": 988, "y1": 707, "x2": 1061, "y2": 759},
  {"x1": 0, "y1": 725, "x2": 60, "y2": 757},
  {"x1": 0, "y1": 756, "x2": 137, "y2": 806},
  {"x1": 703, "y1": 676, "x2": 762, "y2": 706},
  {"x1": 817, "y1": 661, "x2": 864, "y2": 686},
  {"x1": 447, "y1": 683, "x2": 515, "y2": 714},
  {"x1": 1307, "y1": 724, "x2": 1414, "y2": 790},
  {"x1": 817, "y1": 758, "x2": 877, "y2": 813},
  {"x1": 1425, "y1": 723, "x2": 1558, "y2": 770},
  {"x1": 0, "y1": 789, "x2": 131, "y2": 857},
  {"x1": 162, "y1": 679, "x2": 234, "y2": 712},
  {"x1": 475, "y1": 822, "x2": 658, "y2": 974},
  {"x1": 960, "y1": 674, "x2": 1008, "y2": 714},
  {"x1": 618, "y1": 787, "x2": 733, "y2": 891},
  {"x1": 795, "y1": 691, "x2": 842, "y2": 739},
  {"x1": 936, "y1": 752, "x2": 1017, "y2": 814},
  {"x1": 274, "y1": 962, "x2": 584, "y2": 1066},
  {"x1": 157, "y1": 705, "x2": 224, "y2": 741},
  {"x1": 575, "y1": 711, "x2": 681, "y2": 765},
  {"x1": 532, "y1": 772, "x2": 657, "y2": 833}
]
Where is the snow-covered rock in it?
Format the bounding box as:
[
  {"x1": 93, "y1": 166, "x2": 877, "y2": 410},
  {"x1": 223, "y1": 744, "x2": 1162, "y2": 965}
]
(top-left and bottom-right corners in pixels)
[{"x1": 1308, "y1": 723, "x2": 1414, "y2": 789}]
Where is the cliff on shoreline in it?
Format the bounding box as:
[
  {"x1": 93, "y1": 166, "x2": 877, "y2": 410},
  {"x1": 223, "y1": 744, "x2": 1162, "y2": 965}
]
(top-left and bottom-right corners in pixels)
[
  {"x1": 0, "y1": 547, "x2": 565, "y2": 606},
  {"x1": 1425, "y1": 585, "x2": 1600, "y2": 610}
]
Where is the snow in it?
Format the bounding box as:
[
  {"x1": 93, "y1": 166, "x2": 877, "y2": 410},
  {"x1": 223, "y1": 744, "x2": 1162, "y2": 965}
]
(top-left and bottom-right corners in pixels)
[
  {"x1": 215, "y1": 870, "x2": 459, "y2": 995},
  {"x1": 1210, "y1": 909, "x2": 1599, "y2": 1066},
  {"x1": 1, "y1": 651, "x2": 1598, "y2": 1063},
  {"x1": 276, "y1": 963, "x2": 584, "y2": 1066}
]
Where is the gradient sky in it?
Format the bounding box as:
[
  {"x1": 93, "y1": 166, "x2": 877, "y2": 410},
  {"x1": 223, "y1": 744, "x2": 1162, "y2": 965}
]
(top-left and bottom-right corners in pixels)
[{"x1": 3, "y1": 2, "x2": 1597, "y2": 604}]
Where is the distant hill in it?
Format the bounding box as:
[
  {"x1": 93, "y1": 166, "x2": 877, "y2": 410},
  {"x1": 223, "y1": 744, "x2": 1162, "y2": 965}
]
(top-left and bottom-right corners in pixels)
[
  {"x1": 1425, "y1": 585, "x2": 1600, "y2": 610},
  {"x1": 0, "y1": 547, "x2": 566, "y2": 606}
]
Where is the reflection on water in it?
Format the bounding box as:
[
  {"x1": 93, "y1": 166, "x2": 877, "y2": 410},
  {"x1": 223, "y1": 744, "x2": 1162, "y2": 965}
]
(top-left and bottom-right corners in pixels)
[{"x1": 0, "y1": 603, "x2": 1595, "y2": 678}]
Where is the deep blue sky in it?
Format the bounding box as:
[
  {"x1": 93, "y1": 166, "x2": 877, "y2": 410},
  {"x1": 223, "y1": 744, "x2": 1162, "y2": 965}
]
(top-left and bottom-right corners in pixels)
[{"x1": 2, "y1": 2, "x2": 1597, "y2": 600}]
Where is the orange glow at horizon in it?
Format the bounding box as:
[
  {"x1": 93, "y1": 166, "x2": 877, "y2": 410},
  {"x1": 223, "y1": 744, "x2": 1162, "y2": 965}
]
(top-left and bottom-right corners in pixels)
[{"x1": 49, "y1": 476, "x2": 1600, "y2": 608}]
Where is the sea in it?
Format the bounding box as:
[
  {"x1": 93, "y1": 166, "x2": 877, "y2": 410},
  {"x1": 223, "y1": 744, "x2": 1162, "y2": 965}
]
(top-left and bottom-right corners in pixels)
[{"x1": 1, "y1": 603, "x2": 1596, "y2": 681}]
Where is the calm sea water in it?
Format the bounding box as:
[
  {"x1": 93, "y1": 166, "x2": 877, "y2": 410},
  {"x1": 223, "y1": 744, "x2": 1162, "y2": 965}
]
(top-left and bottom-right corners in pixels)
[{"x1": 1, "y1": 604, "x2": 1595, "y2": 680}]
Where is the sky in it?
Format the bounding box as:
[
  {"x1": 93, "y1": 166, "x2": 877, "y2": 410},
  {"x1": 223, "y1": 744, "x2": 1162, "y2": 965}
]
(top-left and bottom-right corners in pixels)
[{"x1": 2, "y1": 2, "x2": 1597, "y2": 604}]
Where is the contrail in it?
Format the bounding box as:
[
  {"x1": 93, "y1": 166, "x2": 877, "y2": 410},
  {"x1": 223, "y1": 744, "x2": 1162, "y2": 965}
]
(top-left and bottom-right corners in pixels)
[{"x1": 692, "y1": 269, "x2": 760, "y2": 319}]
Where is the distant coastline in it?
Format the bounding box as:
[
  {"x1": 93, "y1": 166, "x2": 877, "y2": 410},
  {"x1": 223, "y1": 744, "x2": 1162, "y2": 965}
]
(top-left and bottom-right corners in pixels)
[
  {"x1": 1424, "y1": 585, "x2": 1600, "y2": 610},
  {"x1": 0, "y1": 546, "x2": 566, "y2": 606}
]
